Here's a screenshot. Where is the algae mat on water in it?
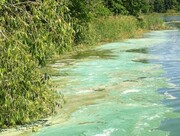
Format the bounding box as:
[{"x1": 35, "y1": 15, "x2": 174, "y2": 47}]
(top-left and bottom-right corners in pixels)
[{"x1": 34, "y1": 30, "x2": 180, "y2": 136}]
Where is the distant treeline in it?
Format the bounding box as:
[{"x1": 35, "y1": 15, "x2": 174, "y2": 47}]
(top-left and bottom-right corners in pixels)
[
  {"x1": 0, "y1": 0, "x2": 170, "y2": 128},
  {"x1": 102, "y1": 0, "x2": 180, "y2": 15}
]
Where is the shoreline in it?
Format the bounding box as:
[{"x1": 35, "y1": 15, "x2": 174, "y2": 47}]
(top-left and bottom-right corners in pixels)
[{"x1": 0, "y1": 15, "x2": 171, "y2": 136}]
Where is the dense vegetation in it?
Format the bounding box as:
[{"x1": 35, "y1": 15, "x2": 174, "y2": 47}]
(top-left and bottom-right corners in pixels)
[
  {"x1": 0, "y1": 0, "x2": 179, "y2": 128},
  {"x1": 103, "y1": 0, "x2": 180, "y2": 15}
]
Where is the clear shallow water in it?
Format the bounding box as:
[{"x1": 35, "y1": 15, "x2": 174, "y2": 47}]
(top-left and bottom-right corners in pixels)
[
  {"x1": 34, "y1": 29, "x2": 180, "y2": 136},
  {"x1": 149, "y1": 30, "x2": 180, "y2": 136}
]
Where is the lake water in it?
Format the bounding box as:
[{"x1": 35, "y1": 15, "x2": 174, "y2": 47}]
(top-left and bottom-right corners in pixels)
[{"x1": 34, "y1": 18, "x2": 180, "y2": 136}]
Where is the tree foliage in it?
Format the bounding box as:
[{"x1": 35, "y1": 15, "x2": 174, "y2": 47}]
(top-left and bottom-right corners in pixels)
[
  {"x1": 0, "y1": 43, "x2": 59, "y2": 127},
  {"x1": 103, "y1": 0, "x2": 180, "y2": 15},
  {"x1": 0, "y1": 0, "x2": 69, "y2": 127},
  {"x1": 1, "y1": 0, "x2": 74, "y2": 66}
]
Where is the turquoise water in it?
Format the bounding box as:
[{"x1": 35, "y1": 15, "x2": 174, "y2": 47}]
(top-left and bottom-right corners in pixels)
[{"x1": 34, "y1": 29, "x2": 180, "y2": 136}]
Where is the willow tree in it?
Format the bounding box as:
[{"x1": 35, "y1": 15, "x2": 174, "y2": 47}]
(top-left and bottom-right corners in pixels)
[
  {"x1": 0, "y1": 0, "x2": 71, "y2": 127},
  {"x1": 0, "y1": 42, "x2": 60, "y2": 127},
  {"x1": 1, "y1": 0, "x2": 74, "y2": 65}
]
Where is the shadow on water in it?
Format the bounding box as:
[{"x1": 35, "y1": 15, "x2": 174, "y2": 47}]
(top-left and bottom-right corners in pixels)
[
  {"x1": 46, "y1": 49, "x2": 117, "y2": 77},
  {"x1": 71, "y1": 49, "x2": 117, "y2": 59},
  {"x1": 124, "y1": 47, "x2": 149, "y2": 63}
]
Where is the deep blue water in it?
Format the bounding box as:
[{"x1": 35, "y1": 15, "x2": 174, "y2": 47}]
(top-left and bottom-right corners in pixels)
[{"x1": 149, "y1": 23, "x2": 180, "y2": 136}]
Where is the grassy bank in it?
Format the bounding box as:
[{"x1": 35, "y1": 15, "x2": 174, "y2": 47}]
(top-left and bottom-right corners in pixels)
[
  {"x1": 46, "y1": 14, "x2": 167, "y2": 89},
  {"x1": 63, "y1": 14, "x2": 166, "y2": 54},
  {"x1": 92, "y1": 14, "x2": 165, "y2": 43},
  {"x1": 45, "y1": 14, "x2": 166, "y2": 76}
]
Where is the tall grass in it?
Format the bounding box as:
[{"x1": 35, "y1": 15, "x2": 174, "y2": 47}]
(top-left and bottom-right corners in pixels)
[
  {"x1": 87, "y1": 14, "x2": 165, "y2": 44},
  {"x1": 93, "y1": 16, "x2": 138, "y2": 42},
  {"x1": 140, "y1": 14, "x2": 165, "y2": 30}
]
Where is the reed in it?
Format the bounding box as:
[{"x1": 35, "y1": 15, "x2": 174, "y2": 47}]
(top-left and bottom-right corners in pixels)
[{"x1": 87, "y1": 14, "x2": 165, "y2": 44}]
